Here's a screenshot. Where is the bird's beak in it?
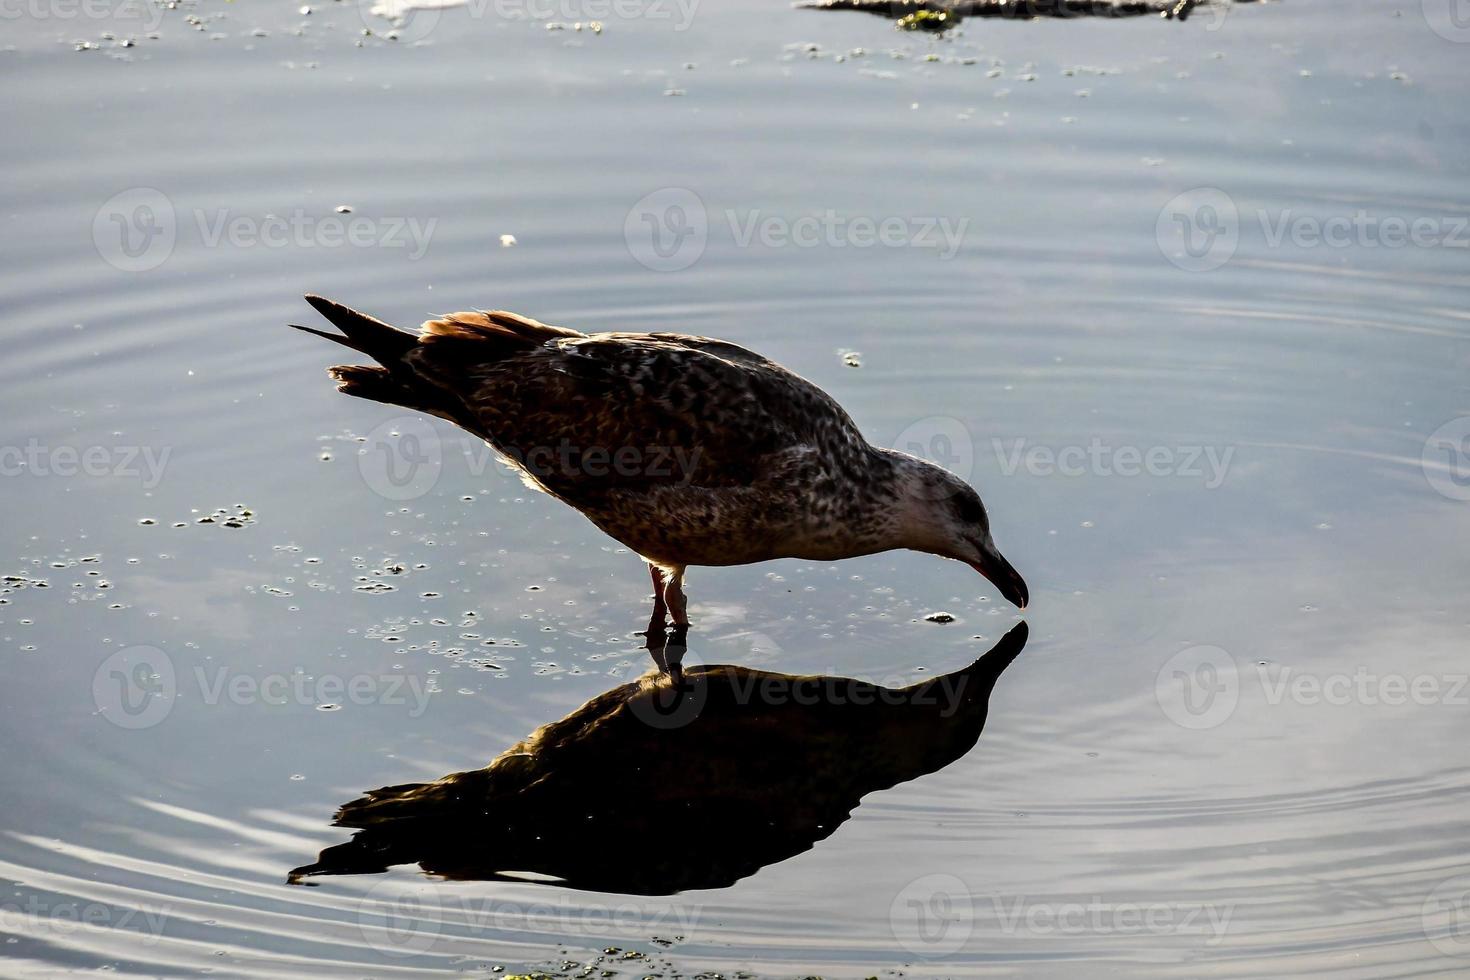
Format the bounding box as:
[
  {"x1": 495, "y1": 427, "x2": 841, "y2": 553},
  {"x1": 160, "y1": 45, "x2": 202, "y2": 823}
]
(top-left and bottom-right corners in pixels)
[{"x1": 969, "y1": 540, "x2": 1029, "y2": 609}]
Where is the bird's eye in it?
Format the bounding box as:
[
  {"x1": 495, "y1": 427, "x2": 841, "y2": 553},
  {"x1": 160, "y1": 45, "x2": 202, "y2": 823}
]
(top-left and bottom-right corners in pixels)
[{"x1": 953, "y1": 494, "x2": 986, "y2": 526}]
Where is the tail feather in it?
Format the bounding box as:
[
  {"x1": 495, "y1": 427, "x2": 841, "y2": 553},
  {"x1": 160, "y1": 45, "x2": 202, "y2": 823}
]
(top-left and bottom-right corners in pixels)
[
  {"x1": 289, "y1": 323, "x2": 362, "y2": 354},
  {"x1": 295, "y1": 294, "x2": 419, "y2": 368},
  {"x1": 325, "y1": 364, "x2": 415, "y2": 406},
  {"x1": 422, "y1": 309, "x2": 582, "y2": 345}
]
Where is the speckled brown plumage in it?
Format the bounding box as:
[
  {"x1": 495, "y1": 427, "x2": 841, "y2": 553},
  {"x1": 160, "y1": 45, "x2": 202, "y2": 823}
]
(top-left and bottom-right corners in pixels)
[{"x1": 292, "y1": 294, "x2": 1029, "y2": 619}]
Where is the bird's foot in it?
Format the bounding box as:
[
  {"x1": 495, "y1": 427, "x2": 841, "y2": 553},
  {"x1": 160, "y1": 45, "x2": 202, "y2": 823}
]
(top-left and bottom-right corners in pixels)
[{"x1": 642, "y1": 622, "x2": 689, "y2": 684}]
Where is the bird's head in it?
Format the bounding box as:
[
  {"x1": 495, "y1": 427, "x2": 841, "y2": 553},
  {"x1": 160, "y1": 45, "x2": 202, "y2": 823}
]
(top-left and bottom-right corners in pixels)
[{"x1": 886, "y1": 452, "x2": 1030, "y2": 610}]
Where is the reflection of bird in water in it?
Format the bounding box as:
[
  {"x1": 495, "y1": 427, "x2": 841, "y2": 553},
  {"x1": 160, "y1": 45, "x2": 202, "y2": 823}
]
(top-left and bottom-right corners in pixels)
[
  {"x1": 289, "y1": 622, "x2": 1028, "y2": 894},
  {"x1": 292, "y1": 295, "x2": 1027, "y2": 629}
]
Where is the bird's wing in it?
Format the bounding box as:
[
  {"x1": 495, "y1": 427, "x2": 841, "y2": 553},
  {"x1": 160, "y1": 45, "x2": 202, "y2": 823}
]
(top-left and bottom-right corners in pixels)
[{"x1": 401, "y1": 325, "x2": 862, "y2": 497}]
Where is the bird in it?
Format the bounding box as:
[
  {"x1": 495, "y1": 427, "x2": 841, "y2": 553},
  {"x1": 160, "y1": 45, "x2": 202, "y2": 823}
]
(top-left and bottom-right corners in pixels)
[
  {"x1": 291, "y1": 294, "x2": 1028, "y2": 627},
  {"x1": 288, "y1": 622, "x2": 1028, "y2": 892}
]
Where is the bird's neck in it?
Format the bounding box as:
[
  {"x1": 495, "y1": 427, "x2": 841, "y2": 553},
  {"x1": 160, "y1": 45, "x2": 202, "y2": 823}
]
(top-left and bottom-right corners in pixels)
[{"x1": 863, "y1": 448, "x2": 956, "y2": 557}]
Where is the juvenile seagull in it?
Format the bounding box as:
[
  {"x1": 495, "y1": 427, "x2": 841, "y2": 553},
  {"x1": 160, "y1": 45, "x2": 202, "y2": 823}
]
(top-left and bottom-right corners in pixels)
[{"x1": 292, "y1": 295, "x2": 1028, "y2": 625}]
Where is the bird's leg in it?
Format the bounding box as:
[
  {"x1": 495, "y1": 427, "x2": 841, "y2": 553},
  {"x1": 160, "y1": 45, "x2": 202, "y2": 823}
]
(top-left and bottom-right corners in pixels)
[
  {"x1": 644, "y1": 563, "x2": 669, "y2": 637},
  {"x1": 643, "y1": 618, "x2": 670, "y2": 673},
  {"x1": 640, "y1": 558, "x2": 670, "y2": 652},
  {"x1": 664, "y1": 566, "x2": 690, "y2": 627},
  {"x1": 661, "y1": 625, "x2": 688, "y2": 687},
  {"x1": 642, "y1": 623, "x2": 687, "y2": 685}
]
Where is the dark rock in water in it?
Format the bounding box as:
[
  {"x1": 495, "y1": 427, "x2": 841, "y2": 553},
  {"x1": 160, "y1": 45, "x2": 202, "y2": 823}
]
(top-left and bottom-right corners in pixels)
[
  {"x1": 898, "y1": 8, "x2": 956, "y2": 29},
  {"x1": 800, "y1": 0, "x2": 1243, "y2": 27}
]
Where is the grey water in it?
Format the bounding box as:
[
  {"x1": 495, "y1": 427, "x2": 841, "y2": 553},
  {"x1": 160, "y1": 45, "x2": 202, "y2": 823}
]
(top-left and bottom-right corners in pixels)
[{"x1": 2, "y1": 0, "x2": 1469, "y2": 975}]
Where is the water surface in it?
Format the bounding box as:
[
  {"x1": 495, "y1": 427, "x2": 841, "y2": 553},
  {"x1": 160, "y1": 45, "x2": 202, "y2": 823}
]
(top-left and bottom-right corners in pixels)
[{"x1": 2, "y1": 0, "x2": 1469, "y2": 975}]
